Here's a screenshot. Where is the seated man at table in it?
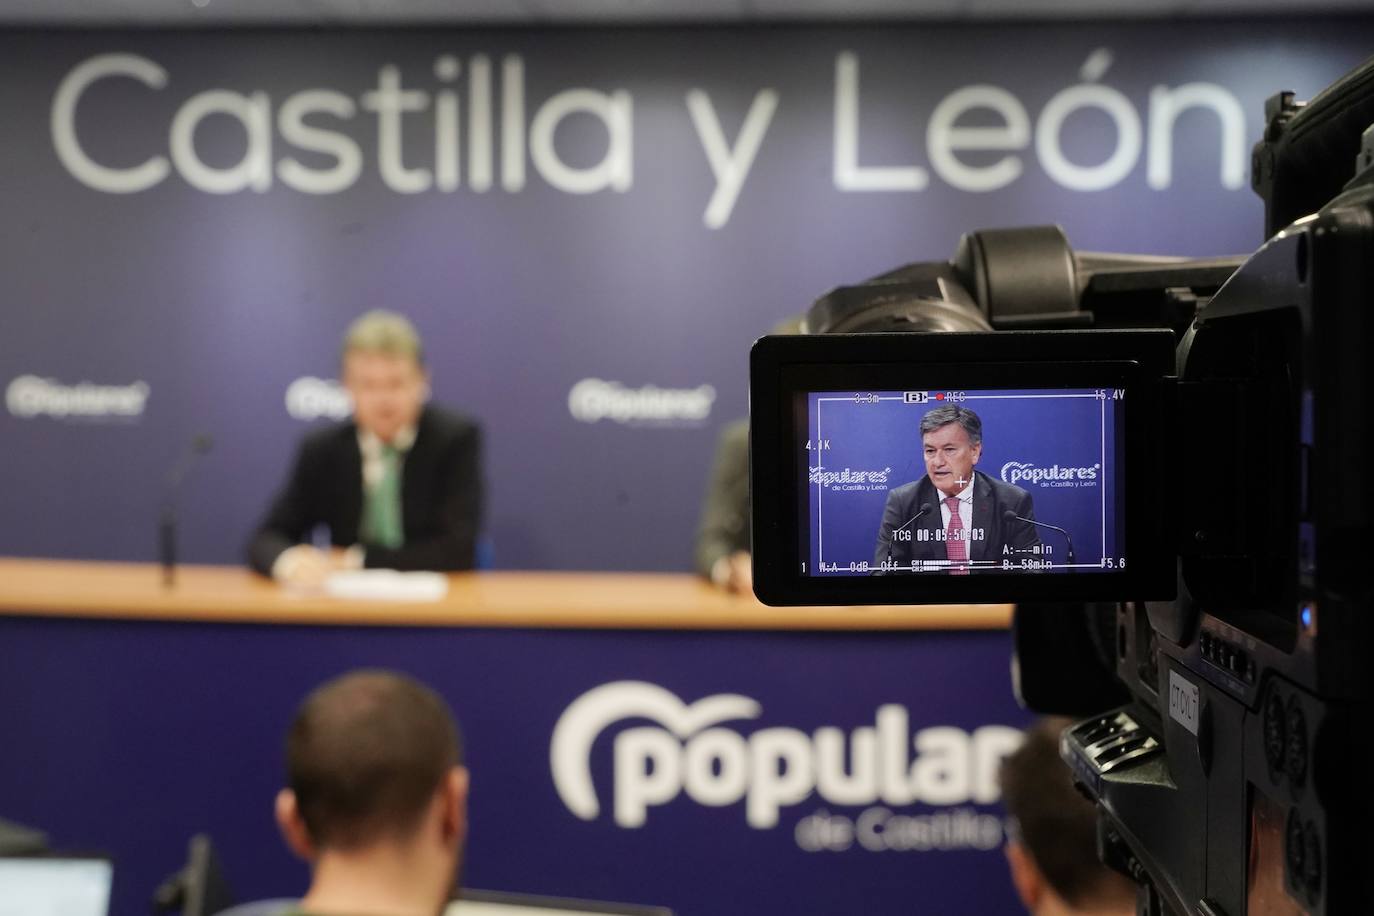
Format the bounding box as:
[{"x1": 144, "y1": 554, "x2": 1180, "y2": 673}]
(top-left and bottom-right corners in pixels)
[
  {"x1": 694, "y1": 317, "x2": 804, "y2": 594},
  {"x1": 695, "y1": 419, "x2": 752, "y2": 593},
  {"x1": 275, "y1": 670, "x2": 469, "y2": 916},
  {"x1": 248, "y1": 311, "x2": 483, "y2": 585}
]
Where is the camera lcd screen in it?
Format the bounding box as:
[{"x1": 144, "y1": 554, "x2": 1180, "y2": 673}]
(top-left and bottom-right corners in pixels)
[
  {"x1": 749, "y1": 330, "x2": 1176, "y2": 605},
  {"x1": 801, "y1": 387, "x2": 1124, "y2": 577}
]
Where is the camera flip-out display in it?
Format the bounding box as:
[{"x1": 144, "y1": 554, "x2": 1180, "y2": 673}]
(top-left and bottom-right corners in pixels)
[
  {"x1": 803, "y1": 385, "x2": 1122, "y2": 577},
  {"x1": 750, "y1": 330, "x2": 1176, "y2": 605}
]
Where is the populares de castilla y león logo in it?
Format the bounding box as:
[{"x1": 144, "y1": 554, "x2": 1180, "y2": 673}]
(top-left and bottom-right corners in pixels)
[
  {"x1": 809, "y1": 466, "x2": 892, "y2": 489},
  {"x1": 1000, "y1": 460, "x2": 1100, "y2": 487},
  {"x1": 549, "y1": 681, "x2": 1022, "y2": 853},
  {"x1": 6, "y1": 375, "x2": 149, "y2": 420}
]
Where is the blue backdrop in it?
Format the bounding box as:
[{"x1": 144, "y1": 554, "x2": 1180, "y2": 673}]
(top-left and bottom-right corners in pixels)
[
  {"x1": 0, "y1": 617, "x2": 1030, "y2": 916},
  {"x1": 0, "y1": 22, "x2": 1371, "y2": 570}
]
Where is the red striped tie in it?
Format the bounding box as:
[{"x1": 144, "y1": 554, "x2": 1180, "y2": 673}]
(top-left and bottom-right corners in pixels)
[{"x1": 945, "y1": 495, "x2": 969, "y2": 575}]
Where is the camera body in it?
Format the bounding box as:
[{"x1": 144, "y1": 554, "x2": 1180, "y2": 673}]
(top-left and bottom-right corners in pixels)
[
  {"x1": 1065, "y1": 187, "x2": 1374, "y2": 916},
  {"x1": 749, "y1": 62, "x2": 1374, "y2": 916}
]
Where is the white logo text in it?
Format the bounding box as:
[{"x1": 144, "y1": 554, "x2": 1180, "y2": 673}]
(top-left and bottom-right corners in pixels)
[
  {"x1": 286, "y1": 376, "x2": 352, "y2": 421},
  {"x1": 6, "y1": 375, "x2": 149, "y2": 420},
  {"x1": 550, "y1": 681, "x2": 1022, "y2": 830},
  {"x1": 568, "y1": 379, "x2": 715, "y2": 425}
]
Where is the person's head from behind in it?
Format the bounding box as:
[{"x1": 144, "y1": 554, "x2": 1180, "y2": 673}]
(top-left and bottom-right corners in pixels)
[
  {"x1": 275, "y1": 670, "x2": 468, "y2": 915},
  {"x1": 342, "y1": 311, "x2": 429, "y2": 444},
  {"x1": 920, "y1": 405, "x2": 983, "y2": 497},
  {"x1": 1000, "y1": 717, "x2": 1136, "y2": 916}
]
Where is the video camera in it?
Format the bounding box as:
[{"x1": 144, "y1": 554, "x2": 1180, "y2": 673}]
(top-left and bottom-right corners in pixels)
[{"x1": 749, "y1": 58, "x2": 1374, "y2": 916}]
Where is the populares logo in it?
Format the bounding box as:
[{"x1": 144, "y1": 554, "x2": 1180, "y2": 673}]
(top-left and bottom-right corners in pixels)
[
  {"x1": 568, "y1": 379, "x2": 715, "y2": 425},
  {"x1": 286, "y1": 376, "x2": 352, "y2": 421},
  {"x1": 6, "y1": 375, "x2": 149, "y2": 420},
  {"x1": 809, "y1": 466, "x2": 892, "y2": 490},
  {"x1": 550, "y1": 681, "x2": 1021, "y2": 853},
  {"x1": 1001, "y1": 460, "x2": 1100, "y2": 488}
]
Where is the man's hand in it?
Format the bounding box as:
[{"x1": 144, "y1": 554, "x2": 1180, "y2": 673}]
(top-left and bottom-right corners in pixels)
[
  {"x1": 328, "y1": 546, "x2": 365, "y2": 571},
  {"x1": 711, "y1": 550, "x2": 754, "y2": 594},
  {"x1": 272, "y1": 545, "x2": 359, "y2": 588}
]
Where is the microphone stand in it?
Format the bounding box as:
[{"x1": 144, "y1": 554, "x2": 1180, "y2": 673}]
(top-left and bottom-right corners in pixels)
[
  {"x1": 885, "y1": 503, "x2": 933, "y2": 571},
  {"x1": 161, "y1": 435, "x2": 213, "y2": 588},
  {"x1": 1004, "y1": 510, "x2": 1075, "y2": 565}
]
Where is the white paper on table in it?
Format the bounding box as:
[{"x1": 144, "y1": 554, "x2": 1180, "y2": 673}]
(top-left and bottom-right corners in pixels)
[{"x1": 323, "y1": 569, "x2": 449, "y2": 602}]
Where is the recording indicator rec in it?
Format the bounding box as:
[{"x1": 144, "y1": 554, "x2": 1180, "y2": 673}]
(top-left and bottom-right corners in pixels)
[{"x1": 903, "y1": 392, "x2": 967, "y2": 404}]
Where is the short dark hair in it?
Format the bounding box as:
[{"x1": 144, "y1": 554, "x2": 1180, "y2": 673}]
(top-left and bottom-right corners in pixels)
[
  {"x1": 1000, "y1": 717, "x2": 1135, "y2": 910},
  {"x1": 919, "y1": 405, "x2": 982, "y2": 446},
  {"x1": 286, "y1": 670, "x2": 461, "y2": 850}
]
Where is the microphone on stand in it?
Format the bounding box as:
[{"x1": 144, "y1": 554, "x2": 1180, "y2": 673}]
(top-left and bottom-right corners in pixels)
[
  {"x1": 1003, "y1": 509, "x2": 1075, "y2": 565},
  {"x1": 160, "y1": 434, "x2": 214, "y2": 588},
  {"x1": 885, "y1": 502, "x2": 934, "y2": 569}
]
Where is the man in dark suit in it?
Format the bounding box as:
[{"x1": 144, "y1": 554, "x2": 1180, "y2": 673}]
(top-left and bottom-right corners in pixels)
[
  {"x1": 248, "y1": 311, "x2": 482, "y2": 584},
  {"x1": 693, "y1": 316, "x2": 805, "y2": 593},
  {"x1": 873, "y1": 405, "x2": 1040, "y2": 573},
  {"x1": 695, "y1": 419, "x2": 752, "y2": 592}
]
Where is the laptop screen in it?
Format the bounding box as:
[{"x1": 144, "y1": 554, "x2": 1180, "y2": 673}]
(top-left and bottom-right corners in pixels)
[
  {"x1": 448, "y1": 889, "x2": 670, "y2": 916},
  {"x1": 0, "y1": 857, "x2": 113, "y2": 916}
]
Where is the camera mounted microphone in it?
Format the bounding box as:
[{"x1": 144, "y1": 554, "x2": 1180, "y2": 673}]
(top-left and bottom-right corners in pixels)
[
  {"x1": 1002, "y1": 509, "x2": 1075, "y2": 565},
  {"x1": 886, "y1": 502, "x2": 934, "y2": 568}
]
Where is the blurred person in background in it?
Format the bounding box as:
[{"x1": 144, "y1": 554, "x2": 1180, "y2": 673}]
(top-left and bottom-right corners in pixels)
[
  {"x1": 248, "y1": 311, "x2": 483, "y2": 585},
  {"x1": 695, "y1": 316, "x2": 804, "y2": 594},
  {"x1": 1000, "y1": 717, "x2": 1136, "y2": 916},
  {"x1": 695, "y1": 418, "x2": 752, "y2": 592}
]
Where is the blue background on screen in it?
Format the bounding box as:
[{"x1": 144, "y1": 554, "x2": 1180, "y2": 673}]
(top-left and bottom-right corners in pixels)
[{"x1": 806, "y1": 389, "x2": 1121, "y2": 573}]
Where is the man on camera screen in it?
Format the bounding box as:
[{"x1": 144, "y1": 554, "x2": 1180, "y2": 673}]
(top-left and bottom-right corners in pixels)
[{"x1": 873, "y1": 405, "x2": 1041, "y2": 573}]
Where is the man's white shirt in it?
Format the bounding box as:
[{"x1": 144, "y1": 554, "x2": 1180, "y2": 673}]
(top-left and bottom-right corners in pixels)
[
  {"x1": 357, "y1": 424, "x2": 417, "y2": 487},
  {"x1": 271, "y1": 424, "x2": 416, "y2": 581},
  {"x1": 938, "y1": 476, "x2": 975, "y2": 531}
]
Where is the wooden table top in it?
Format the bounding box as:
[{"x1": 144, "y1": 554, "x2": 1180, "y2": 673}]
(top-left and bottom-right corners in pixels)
[{"x1": 0, "y1": 558, "x2": 1012, "y2": 631}]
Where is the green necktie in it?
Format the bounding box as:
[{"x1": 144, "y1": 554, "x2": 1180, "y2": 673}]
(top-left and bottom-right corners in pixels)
[{"x1": 360, "y1": 444, "x2": 404, "y2": 549}]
